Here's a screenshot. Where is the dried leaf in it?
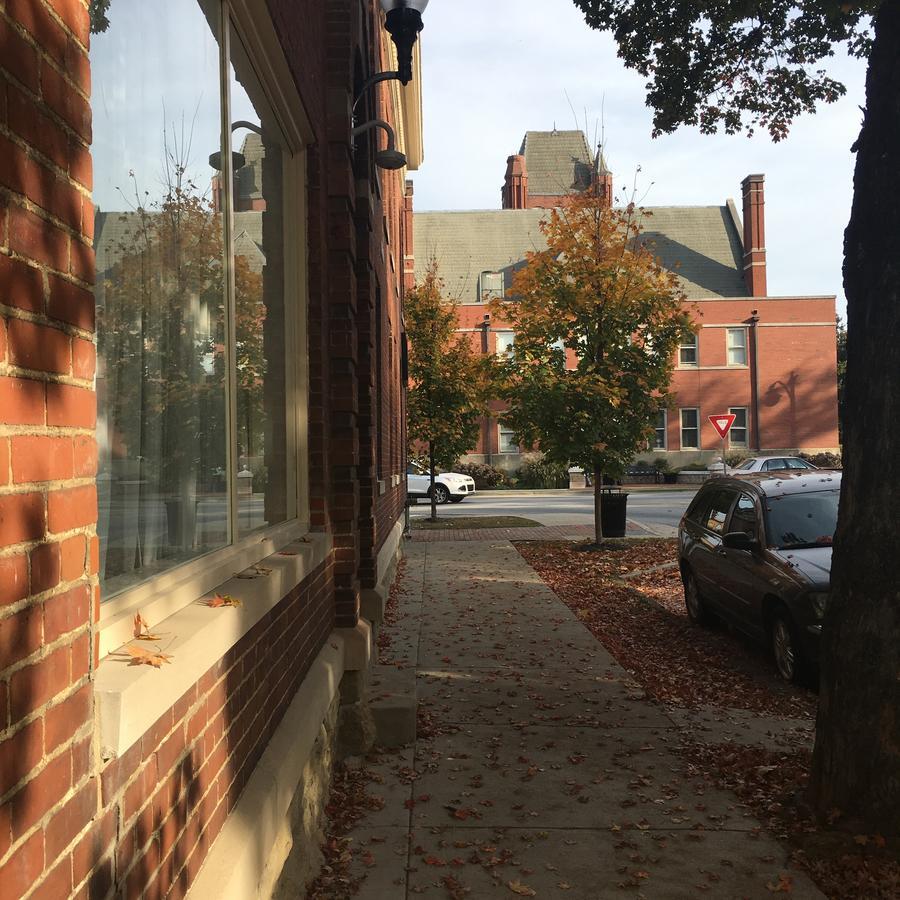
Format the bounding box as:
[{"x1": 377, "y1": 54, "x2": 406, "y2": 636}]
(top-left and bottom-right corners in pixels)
[
  {"x1": 507, "y1": 881, "x2": 537, "y2": 896},
  {"x1": 766, "y1": 873, "x2": 794, "y2": 894},
  {"x1": 207, "y1": 593, "x2": 242, "y2": 608},
  {"x1": 118, "y1": 645, "x2": 173, "y2": 668},
  {"x1": 132, "y1": 612, "x2": 161, "y2": 641}
]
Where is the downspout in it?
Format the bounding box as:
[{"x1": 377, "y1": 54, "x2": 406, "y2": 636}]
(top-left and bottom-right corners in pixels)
[
  {"x1": 481, "y1": 314, "x2": 492, "y2": 465},
  {"x1": 749, "y1": 309, "x2": 761, "y2": 450}
]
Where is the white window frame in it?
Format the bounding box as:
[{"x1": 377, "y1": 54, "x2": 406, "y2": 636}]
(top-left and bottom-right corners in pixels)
[
  {"x1": 653, "y1": 410, "x2": 667, "y2": 450},
  {"x1": 678, "y1": 333, "x2": 698, "y2": 367},
  {"x1": 495, "y1": 330, "x2": 515, "y2": 357},
  {"x1": 480, "y1": 271, "x2": 504, "y2": 302},
  {"x1": 97, "y1": 0, "x2": 313, "y2": 656},
  {"x1": 726, "y1": 327, "x2": 748, "y2": 366},
  {"x1": 680, "y1": 408, "x2": 700, "y2": 450},
  {"x1": 729, "y1": 407, "x2": 749, "y2": 448},
  {"x1": 498, "y1": 424, "x2": 519, "y2": 454}
]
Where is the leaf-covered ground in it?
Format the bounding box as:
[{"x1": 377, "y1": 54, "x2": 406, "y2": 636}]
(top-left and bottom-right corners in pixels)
[
  {"x1": 516, "y1": 539, "x2": 814, "y2": 719},
  {"x1": 516, "y1": 539, "x2": 900, "y2": 899}
]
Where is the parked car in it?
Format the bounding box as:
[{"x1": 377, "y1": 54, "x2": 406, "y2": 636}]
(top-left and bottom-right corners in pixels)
[
  {"x1": 406, "y1": 462, "x2": 476, "y2": 504},
  {"x1": 731, "y1": 456, "x2": 818, "y2": 473},
  {"x1": 678, "y1": 471, "x2": 841, "y2": 682}
]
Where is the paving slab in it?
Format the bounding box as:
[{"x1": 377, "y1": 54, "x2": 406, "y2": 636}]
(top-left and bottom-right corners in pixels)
[
  {"x1": 311, "y1": 541, "x2": 824, "y2": 899},
  {"x1": 410, "y1": 724, "x2": 753, "y2": 832},
  {"x1": 417, "y1": 668, "x2": 669, "y2": 729},
  {"x1": 401, "y1": 827, "x2": 823, "y2": 899},
  {"x1": 665, "y1": 705, "x2": 815, "y2": 751}
]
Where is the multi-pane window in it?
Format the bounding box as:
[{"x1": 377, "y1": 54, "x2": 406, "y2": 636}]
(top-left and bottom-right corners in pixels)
[
  {"x1": 729, "y1": 407, "x2": 748, "y2": 448},
  {"x1": 480, "y1": 271, "x2": 504, "y2": 301},
  {"x1": 495, "y1": 331, "x2": 515, "y2": 356},
  {"x1": 653, "y1": 410, "x2": 667, "y2": 450},
  {"x1": 680, "y1": 408, "x2": 700, "y2": 449},
  {"x1": 679, "y1": 333, "x2": 698, "y2": 366},
  {"x1": 499, "y1": 425, "x2": 519, "y2": 454},
  {"x1": 92, "y1": 0, "x2": 298, "y2": 599},
  {"x1": 726, "y1": 328, "x2": 748, "y2": 366}
]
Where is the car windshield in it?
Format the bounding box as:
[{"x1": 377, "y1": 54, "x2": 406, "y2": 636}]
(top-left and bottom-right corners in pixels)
[
  {"x1": 766, "y1": 489, "x2": 840, "y2": 549},
  {"x1": 735, "y1": 459, "x2": 757, "y2": 470}
]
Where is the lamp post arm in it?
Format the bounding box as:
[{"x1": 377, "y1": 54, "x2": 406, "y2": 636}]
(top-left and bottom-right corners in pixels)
[
  {"x1": 351, "y1": 119, "x2": 397, "y2": 152},
  {"x1": 353, "y1": 71, "x2": 401, "y2": 115}
]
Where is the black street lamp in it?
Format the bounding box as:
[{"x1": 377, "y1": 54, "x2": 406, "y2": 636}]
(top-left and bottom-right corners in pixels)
[{"x1": 380, "y1": 0, "x2": 429, "y2": 85}]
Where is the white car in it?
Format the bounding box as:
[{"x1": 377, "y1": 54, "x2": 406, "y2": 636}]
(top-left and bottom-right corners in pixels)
[
  {"x1": 731, "y1": 456, "x2": 818, "y2": 474},
  {"x1": 406, "y1": 463, "x2": 476, "y2": 504}
]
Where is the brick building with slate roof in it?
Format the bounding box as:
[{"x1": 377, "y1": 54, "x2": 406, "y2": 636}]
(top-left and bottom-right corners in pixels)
[{"x1": 413, "y1": 130, "x2": 840, "y2": 471}]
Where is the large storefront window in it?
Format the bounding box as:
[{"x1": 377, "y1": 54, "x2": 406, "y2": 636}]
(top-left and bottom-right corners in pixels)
[{"x1": 92, "y1": 0, "x2": 295, "y2": 599}]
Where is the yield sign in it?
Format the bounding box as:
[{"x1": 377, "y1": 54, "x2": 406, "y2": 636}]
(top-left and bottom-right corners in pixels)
[{"x1": 709, "y1": 413, "x2": 736, "y2": 440}]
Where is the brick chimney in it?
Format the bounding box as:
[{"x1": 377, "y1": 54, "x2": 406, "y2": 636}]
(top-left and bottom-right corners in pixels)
[
  {"x1": 741, "y1": 174, "x2": 767, "y2": 296},
  {"x1": 594, "y1": 146, "x2": 613, "y2": 208},
  {"x1": 502, "y1": 154, "x2": 528, "y2": 209},
  {"x1": 403, "y1": 179, "x2": 415, "y2": 291}
]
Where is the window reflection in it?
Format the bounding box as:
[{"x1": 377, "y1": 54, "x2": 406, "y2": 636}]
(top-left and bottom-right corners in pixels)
[
  {"x1": 229, "y1": 26, "x2": 290, "y2": 537},
  {"x1": 93, "y1": 0, "x2": 228, "y2": 596}
]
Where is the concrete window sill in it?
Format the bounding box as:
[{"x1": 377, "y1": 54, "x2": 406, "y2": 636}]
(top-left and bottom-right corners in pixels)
[{"x1": 94, "y1": 533, "x2": 332, "y2": 759}]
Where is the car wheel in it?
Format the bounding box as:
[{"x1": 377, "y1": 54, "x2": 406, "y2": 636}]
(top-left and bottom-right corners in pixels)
[
  {"x1": 431, "y1": 484, "x2": 450, "y2": 505},
  {"x1": 683, "y1": 570, "x2": 709, "y2": 625},
  {"x1": 449, "y1": 496, "x2": 465, "y2": 503},
  {"x1": 771, "y1": 608, "x2": 806, "y2": 683}
]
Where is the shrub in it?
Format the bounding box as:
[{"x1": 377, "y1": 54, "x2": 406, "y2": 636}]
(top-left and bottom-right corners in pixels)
[
  {"x1": 453, "y1": 462, "x2": 508, "y2": 489},
  {"x1": 801, "y1": 451, "x2": 842, "y2": 469},
  {"x1": 679, "y1": 461, "x2": 709, "y2": 472},
  {"x1": 725, "y1": 451, "x2": 749, "y2": 467},
  {"x1": 515, "y1": 455, "x2": 570, "y2": 489},
  {"x1": 651, "y1": 457, "x2": 671, "y2": 473}
]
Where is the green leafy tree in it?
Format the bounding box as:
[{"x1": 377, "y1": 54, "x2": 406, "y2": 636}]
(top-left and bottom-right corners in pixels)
[
  {"x1": 406, "y1": 263, "x2": 493, "y2": 521},
  {"x1": 491, "y1": 189, "x2": 693, "y2": 544},
  {"x1": 571, "y1": 0, "x2": 899, "y2": 831}
]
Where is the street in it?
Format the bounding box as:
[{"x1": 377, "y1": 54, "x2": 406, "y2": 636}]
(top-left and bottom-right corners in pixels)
[{"x1": 409, "y1": 487, "x2": 696, "y2": 536}]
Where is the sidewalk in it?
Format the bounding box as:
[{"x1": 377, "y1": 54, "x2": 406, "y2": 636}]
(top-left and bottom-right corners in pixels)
[
  {"x1": 323, "y1": 541, "x2": 823, "y2": 899},
  {"x1": 410, "y1": 520, "x2": 661, "y2": 542}
]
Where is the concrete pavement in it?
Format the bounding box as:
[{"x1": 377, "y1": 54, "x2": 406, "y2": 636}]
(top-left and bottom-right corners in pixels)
[{"x1": 331, "y1": 541, "x2": 823, "y2": 899}]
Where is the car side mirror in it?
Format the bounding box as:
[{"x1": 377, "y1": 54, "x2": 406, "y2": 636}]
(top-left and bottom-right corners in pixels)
[{"x1": 722, "y1": 531, "x2": 760, "y2": 552}]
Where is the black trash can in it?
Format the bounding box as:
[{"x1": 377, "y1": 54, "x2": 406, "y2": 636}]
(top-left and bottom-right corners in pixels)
[{"x1": 600, "y1": 489, "x2": 629, "y2": 538}]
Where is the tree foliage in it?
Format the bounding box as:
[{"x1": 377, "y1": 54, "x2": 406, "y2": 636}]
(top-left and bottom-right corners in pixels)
[
  {"x1": 572, "y1": 0, "x2": 875, "y2": 140},
  {"x1": 490, "y1": 190, "x2": 693, "y2": 539},
  {"x1": 405, "y1": 263, "x2": 492, "y2": 471}
]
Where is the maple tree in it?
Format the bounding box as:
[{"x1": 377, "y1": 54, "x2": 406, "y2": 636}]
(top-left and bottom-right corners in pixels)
[
  {"x1": 405, "y1": 262, "x2": 493, "y2": 521},
  {"x1": 570, "y1": 0, "x2": 900, "y2": 835},
  {"x1": 490, "y1": 190, "x2": 693, "y2": 543}
]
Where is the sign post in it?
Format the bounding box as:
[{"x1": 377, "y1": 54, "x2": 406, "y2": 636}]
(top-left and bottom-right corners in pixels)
[{"x1": 708, "y1": 414, "x2": 737, "y2": 476}]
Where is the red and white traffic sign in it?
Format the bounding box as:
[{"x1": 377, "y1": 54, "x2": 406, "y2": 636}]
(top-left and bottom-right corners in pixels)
[{"x1": 708, "y1": 413, "x2": 736, "y2": 440}]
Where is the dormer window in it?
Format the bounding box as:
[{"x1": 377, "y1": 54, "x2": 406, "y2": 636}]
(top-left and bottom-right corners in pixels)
[{"x1": 480, "y1": 271, "x2": 504, "y2": 302}]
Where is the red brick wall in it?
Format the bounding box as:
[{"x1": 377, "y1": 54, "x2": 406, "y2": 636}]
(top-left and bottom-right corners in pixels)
[
  {"x1": 1, "y1": 0, "x2": 100, "y2": 895},
  {"x1": 2, "y1": 0, "x2": 409, "y2": 898},
  {"x1": 451, "y1": 295, "x2": 840, "y2": 460}
]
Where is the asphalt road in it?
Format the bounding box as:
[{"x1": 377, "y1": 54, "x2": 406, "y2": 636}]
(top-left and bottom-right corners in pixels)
[{"x1": 409, "y1": 488, "x2": 696, "y2": 536}]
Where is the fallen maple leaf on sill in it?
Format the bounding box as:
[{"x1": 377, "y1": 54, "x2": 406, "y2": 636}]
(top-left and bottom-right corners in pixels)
[
  {"x1": 114, "y1": 645, "x2": 174, "y2": 668},
  {"x1": 132, "y1": 612, "x2": 161, "y2": 641},
  {"x1": 236, "y1": 565, "x2": 272, "y2": 579},
  {"x1": 206, "y1": 594, "x2": 243, "y2": 608},
  {"x1": 507, "y1": 880, "x2": 537, "y2": 896}
]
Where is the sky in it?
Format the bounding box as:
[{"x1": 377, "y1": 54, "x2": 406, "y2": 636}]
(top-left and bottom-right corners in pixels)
[{"x1": 409, "y1": 0, "x2": 868, "y2": 318}]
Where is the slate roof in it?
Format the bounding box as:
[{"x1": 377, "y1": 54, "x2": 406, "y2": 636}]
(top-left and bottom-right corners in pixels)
[
  {"x1": 520, "y1": 130, "x2": 594, "y2": 197},
  {"x1": 413, "y1": 205, "x2": 747, "y2": 302}
]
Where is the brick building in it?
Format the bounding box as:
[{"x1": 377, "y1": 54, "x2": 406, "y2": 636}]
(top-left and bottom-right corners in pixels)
[
  {"x1": 414, "y1": 129, "x2": 840, "y2": 471},
  {"x1": 1, "y1": 1, "x2": 419, "y2": 897}
]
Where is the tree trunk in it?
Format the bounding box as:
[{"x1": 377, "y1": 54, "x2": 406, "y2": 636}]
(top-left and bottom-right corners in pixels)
[
  {"x1": 810, "y1": 2, "x2": 900, "y2": 832},
  {"x1": 429, "y1": 442, "x2": 438, "y2": 522},
  {"x1": 593, "y1": 465, "x2": 604, "y2": 545}
]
